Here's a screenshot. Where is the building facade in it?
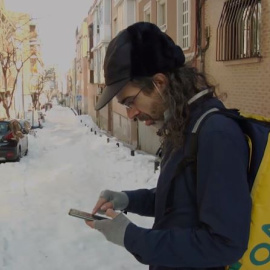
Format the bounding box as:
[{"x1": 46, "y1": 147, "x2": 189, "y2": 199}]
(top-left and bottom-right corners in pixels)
[
  {"x1": 204, "y1": 0, "x2": 270, "y2": 117},
  {"x1": 0, "y1": 2, "x2": 43, "y2": 120},
  {"x1": 86, "y1": 4, "x2": 98, "y2": 124},
  {"x1": 0, "y1": 1, "x2": 16, "y2": 118},
  {"x1": 73, "y1": 0, "x2": 202, "y2": 154},
  {"x1": 68, "y1": 0, "x2": 270, "y2": 155},
  {"x1": 75, "y1": 19, "x2": 88, "y2": 115}
]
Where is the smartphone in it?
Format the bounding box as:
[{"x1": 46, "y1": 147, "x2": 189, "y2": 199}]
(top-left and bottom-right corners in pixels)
[{"x1": 68, "y1": 209, "x2": 108, "y2": 221}]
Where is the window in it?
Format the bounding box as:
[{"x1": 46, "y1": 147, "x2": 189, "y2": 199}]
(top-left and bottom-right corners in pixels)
[
  {"x1": 117, "y1": 1, "x2": 124, "y2": 31},
  {"x1": 88, "y1": 24, "x2": 93, "y2": 52},
  {"x1": 89, "y1": 57, "x2": 94, "y2": 83},
  {"x1": 0, "y1": 122, "x2": 8, "y2": 135},
  {"x1": 216, "y1": 0, "x2": 261, "y2": 61},
  {"x1": 113, "y1": 0, "x2": 135, "y2": 32},
  {"x1": 29, "y1": 25, "x2": 35, "y2": 32},
  {"x1": 157, "y1": 0, "x2": 167, "y2": 31},
  {"x1": 144, "y1": 2, "x2": 151, "y2": 22},
  {"x1": 177, "y1": 0, "x2": 190, "y2": 50},
  {"x1": 182, "y1": 0, "x2": 190, "y2": 49},
  {"x1": 98, "y1": 4, "x2": 103, "y2": 26}
]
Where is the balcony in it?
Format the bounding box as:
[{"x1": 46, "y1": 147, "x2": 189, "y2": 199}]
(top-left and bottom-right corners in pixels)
[
  {"x1": 92, "y1": 0, "x2": 111, "y2": 48},
  {"x1": 93, "y1": 24, "x2": 111, "y2": 48}
]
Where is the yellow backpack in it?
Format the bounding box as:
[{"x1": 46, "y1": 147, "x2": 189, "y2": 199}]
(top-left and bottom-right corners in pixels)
[
  {"x1": 194, "y1": 109, "x2": 270, "y2": 270},
  {"x1": 226, "y1": 112, "x2": 270, "y2": 270},
  {"x1": 167, "y1": 108, "x2": 270, "y2": 269}
]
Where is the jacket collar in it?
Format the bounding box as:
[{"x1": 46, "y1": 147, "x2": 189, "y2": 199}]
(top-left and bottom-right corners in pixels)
[{"x1": 188, "y1": 88, "x2": 213, "y2": 106}]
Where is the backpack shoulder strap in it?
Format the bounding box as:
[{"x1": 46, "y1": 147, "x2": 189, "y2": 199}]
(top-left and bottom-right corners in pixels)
[
  {"x1": 165, "y1": 108, "x2": 220, "y2": 212},
  {"x1": 173, "y1": 107, "x2": 220, "y2": 177},
  {"x1": 191, "y1": 108, "x2": 220, "y2": 134}
]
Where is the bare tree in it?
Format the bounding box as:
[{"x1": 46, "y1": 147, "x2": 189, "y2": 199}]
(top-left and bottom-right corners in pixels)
[
  {"x1": 31, "y1": 69, "x2": 51, "y2": 110},
  {"x1": 0, "y1": 41, "x2": 35, "y2": 118},
  {"x1": 42, "y1": 67, "x2": 56, "y2": 104},
  {"x1": 0, "y1": 14, "x2": 36, "y2": 119}
]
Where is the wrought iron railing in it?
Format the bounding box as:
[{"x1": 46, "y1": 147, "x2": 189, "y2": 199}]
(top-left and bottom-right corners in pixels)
[{"x1": 216, "y1": 0, "x2": 261, "y2": 61}]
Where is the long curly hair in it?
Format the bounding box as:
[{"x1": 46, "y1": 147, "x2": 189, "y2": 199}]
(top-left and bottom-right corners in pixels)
[{"x1": 132, "y1": 64, "x2": 216, "y2": 149}]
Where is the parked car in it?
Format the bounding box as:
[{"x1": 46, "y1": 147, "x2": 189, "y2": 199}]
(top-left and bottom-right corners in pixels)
[{"x1": 0, "y1": 119, "x2": 29, "y2": 162}]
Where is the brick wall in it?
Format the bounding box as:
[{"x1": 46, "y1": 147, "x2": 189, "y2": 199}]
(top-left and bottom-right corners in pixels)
[{"x1": 204, "y1": 0, "x2": 270, "y2": 117}]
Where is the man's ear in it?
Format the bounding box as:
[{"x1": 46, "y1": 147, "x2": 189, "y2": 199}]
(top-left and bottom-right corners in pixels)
[{"x1": 152, "y1": 73, "x2": 168, "y2": 93}]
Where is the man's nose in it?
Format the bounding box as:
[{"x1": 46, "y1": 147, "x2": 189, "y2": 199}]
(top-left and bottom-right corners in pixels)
[{"x1": 126, "y1": 107, "x2": 140, "y2": 119}]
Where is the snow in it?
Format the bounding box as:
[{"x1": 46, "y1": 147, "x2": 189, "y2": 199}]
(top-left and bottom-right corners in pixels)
[{"x1": 0, "y1": 106, "x2": 159, "y2": 270}]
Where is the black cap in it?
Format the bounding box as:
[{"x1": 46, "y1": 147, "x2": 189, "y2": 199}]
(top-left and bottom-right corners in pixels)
[{"x1": 95, "y1": 22, "x2": 185, "y2": 110}]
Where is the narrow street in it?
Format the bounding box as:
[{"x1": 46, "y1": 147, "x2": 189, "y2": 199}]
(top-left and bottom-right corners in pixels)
[{"x1": 0, "y1": 106, "x2": 158, "y2": 270}]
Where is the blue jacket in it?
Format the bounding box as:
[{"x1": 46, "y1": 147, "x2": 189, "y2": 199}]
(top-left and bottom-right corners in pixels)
[{"x1": 123, "y1": 97, "x2": 251, "y2": 270}]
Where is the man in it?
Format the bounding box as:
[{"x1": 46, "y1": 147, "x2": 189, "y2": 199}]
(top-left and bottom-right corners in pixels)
[{"x1": 86, "y1": 22, "x2": 251, "y2": 270}]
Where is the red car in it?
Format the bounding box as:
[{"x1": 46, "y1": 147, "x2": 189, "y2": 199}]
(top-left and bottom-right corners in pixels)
[{"x1": 0, "y1": 119, "x2": 29, "y2": 162}]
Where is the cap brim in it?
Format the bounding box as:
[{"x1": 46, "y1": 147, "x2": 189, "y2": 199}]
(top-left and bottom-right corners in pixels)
[{"x1": 95, "y1": 78, "x2": 130, "y2": 110}]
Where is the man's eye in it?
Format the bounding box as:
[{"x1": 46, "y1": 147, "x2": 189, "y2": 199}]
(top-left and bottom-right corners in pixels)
[{"x1": 123, "y1": 98, "x2": 133, "y2": 107}]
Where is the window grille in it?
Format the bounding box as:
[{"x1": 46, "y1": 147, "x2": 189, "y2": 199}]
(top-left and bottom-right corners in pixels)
[
  {"x1": 177, "y1": 0, "x2": 190, "y2": 50},
  {"x1": 216, "y1": 0, "x2": 261, "y2": 61},
  {"x1": 182, "y1": 0, "x2": 190, "y2": 49}
]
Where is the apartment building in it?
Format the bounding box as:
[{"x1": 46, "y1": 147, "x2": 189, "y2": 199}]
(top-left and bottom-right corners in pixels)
[
  {"x1": 26, "y1": 21, "x2": 44, "y2": 112},
  {"x1": 204, "y1": 0, "x2": 270, "y2": 117},
  {"x1": 85, "y1": 4, "x2": 97, "y2": 124},
  {"x1": 108, "y1": 0, "x2": 199, "y2": 154},
  {"x1": 88, "y1": 0, "x2": 112, "y2": 131},
  {"x1": 67, "y1": 58, "x2": 77, "y2": 110},
  {"x1": 78, "y1": 0, "x2": 200, "y2": 154},
  {"x1": 110, "y1": 0, "x2": 138, "y2": 146},
  {"x1": 66, "y1": 70, "x2": 73, "y2": 108},
  {"x1": 75, "y1": 19, "x2": 88, "y2": 115},
  {"x1": 134, "y1": 0, "x2": 199, "y2": 154},
  {"x1": 71, "y1": 0, "x2": 269, "y2": 154},
  {"x1": 0, "y1": 1, "x2": 16, "y2": 118},
  {"x1": 1, "y1": 1, "x2": 43, "y2": 119},
  {"x1": 0, "y1": 0, "x2": 15, "y2": 40}
]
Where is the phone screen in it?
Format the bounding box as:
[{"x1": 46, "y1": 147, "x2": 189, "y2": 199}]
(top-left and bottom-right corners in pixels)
[{"x1": 68, "y1": 209, "x2": 108, "y2": 221}]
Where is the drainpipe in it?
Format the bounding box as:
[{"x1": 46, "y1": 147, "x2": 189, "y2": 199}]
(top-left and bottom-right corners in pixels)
[{"x1": 196, "y1": 0, "x2": 210, "y2": 73}]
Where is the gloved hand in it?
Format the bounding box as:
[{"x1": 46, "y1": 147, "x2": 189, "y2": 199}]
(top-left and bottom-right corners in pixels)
[
  {"x1": 92, "y1": 190, "x2": 129, "y2": 214},
  {"x1": 90, "y1": 209, "x2": 131, "y2": 247}
]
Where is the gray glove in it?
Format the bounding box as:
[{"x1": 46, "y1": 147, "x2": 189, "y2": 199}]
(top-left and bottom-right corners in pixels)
[
  {"x1": 94, "y1": 213, "x2": 131, "y2": 247},
  {"x1": 100, "y1": 190, "x2": 129, "y2": 211}
]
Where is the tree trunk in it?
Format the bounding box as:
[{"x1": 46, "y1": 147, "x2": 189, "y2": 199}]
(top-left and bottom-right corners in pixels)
[{"x1": 2, "y1": 102, "x2": 10, "y2": 119}]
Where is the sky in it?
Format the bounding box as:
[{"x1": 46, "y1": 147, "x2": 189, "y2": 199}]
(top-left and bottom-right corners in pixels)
[
  {"x1": 0, "y1": 105, "x2": 159, "y2": 270},
  {"x1": 5, "y1": 0, "x2": 94, "y2": 75}
]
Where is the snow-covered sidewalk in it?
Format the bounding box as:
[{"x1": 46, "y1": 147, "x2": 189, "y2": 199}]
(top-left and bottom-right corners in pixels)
[{"x1": 0, "y1": 106, "x2": 158, "y2": 270}]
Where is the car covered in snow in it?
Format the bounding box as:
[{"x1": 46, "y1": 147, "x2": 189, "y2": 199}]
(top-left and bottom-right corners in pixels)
[{"x1": 0, "y1": 119, "x2": 29, "y2": 162}]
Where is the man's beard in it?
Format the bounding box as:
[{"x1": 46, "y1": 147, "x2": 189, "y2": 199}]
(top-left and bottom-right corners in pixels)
[
  {"x1": 135, "y1": 102, "x2": 166, "y2": 127},
  {"x1": 135, "y1": 114, "x2": 164, "y2": 128}
]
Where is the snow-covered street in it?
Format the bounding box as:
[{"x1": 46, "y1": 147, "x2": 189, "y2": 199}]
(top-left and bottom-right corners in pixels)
[{"x1": 0, "y1": 106, "x2": 158, "y2": 270}]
